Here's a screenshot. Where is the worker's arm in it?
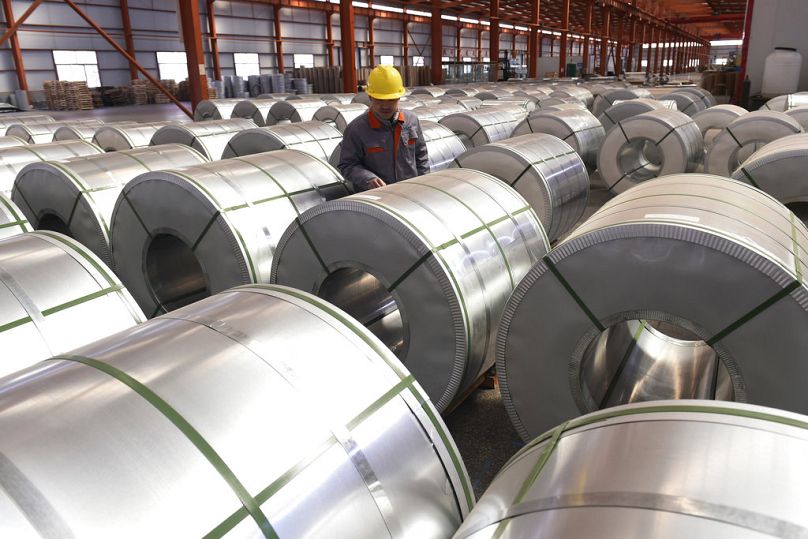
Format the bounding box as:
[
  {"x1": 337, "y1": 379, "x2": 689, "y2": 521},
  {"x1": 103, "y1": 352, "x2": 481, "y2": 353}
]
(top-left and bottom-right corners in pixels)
[
  {"x1": 414, "y1": 117, "x2": 430, "y2": 177},
  {"x1": 338, "y1": 126, "x2": 383, "y2": 192}
]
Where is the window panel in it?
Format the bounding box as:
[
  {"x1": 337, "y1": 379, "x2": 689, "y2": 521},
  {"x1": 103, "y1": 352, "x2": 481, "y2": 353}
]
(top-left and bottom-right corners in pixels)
[
  {"x1": 380, "y1": 55, "x2": 394, "y2": 65},
  {"x1": 235, "y1": 52, "x2": 261, "y2": 77},
  {"x1": 53, "y1": 50, "x2": 99, "y2": 86},
  {"x1": 157, "y1": 51, "x2": 188, "y2": 81},
  {"x1": 293, "y1": 53, "x2": 315, "y2": 68}
]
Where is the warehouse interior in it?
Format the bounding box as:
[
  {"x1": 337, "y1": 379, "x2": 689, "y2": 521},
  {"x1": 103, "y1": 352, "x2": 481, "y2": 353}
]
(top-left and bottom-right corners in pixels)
[{"x1": 2, "y1": 0, "x2": 808, "y2": 536}]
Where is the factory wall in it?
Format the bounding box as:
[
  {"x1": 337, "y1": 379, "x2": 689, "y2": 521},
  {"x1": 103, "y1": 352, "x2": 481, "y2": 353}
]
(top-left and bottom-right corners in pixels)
[{"x1": 747, "y1": 0, "x2": 808, "y2": 95}]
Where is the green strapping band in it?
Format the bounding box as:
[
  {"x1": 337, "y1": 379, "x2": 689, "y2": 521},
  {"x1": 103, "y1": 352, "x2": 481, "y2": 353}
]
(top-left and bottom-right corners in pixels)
[
  {"x1": 543, "y1": 255, "x2": 605, "y2": 331},
  {"x1": 0, "y1": 219, "x2": 26, "y2": 230},
  {"x1": 54, "y1": 354, "x2": 279, "y2": 539},
  {"x1": 346, "y1": 375, "x2": 415, "y2": 431},
  {"x1": 0, "y1": 315, "x2": 31, "y2": 334},
  {"x1": 40, "y1": 285, "x2": 123, "y2": 317},
  {"x1": 295, "y1": 216, "x2": 329, "y2": 273},
  {"x1": 599, "y1": 320, "x2": 647, "y2": 409},
  {"x1": 33, "y1": 231, "x2": 118, "y2": 289},
  {"x1": 706, "y1": 280, "x2": 800, "y2": 346},
  {"x1": 0, "y1": 195, "x2": 27, "y2": 231},
  {"x1": 739, "y1": 167, "x2": 760, "y2": 189}
]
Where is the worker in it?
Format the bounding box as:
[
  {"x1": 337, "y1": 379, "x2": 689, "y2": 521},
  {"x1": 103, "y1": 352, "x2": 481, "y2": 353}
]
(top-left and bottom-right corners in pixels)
[{"x1": 339, "y1": 65, "x2": 429, "y2": 192}]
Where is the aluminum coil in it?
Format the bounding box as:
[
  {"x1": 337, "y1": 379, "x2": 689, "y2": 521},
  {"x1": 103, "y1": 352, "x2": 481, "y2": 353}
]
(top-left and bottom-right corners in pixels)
[
  {"x1": 597, "y1": 109, "x2": 702, "y2": 193},
  {"x1": 267, "y1": 99, "x2": 325, "y2": 125},
  {"x1": 454, "y1": 133, "x2": 589, "y2": 242},
  {"x1": 598, "y1": 98, "x2": 676, "y2": 133},
  {"x1": 320, "y1": 93, "x2": 356, "y2": 104},
  {"x1": 672, "y1": 85, "x2": 717, "y2": 107},
  {"x1": 93, "y1": 122, "x2": 179, "y2": 151},
  {"x1": 12, "y1": 144, "x2": 208, "y2": 265},
  {"x1": 705, "y1": 110, "x2": 803, "y2": 177},
  {"x1": 453, "y1": 400, "x2": 808, "y2": 539},
  {"x1": 110, "y1": 149, "x2": 350, "y2": 317},
  {"x1": 439, "y1": 109, "x2": 523, "y2": 149},
  {"x1": 257, "y1": 92, "x2": 294, "y2": 100},
  {"x1": 0, "y1": 135, "x2": 26, "y2": 149},
  {"x1": 0, "y1": 192, "x2": 29, "y2": 239},
  {"x1": 7, "y1": 120, "x2": 103, "y2": 144},
  {"x1": 512, "y1": 109, "x2": 605, "y2": 171},
  {"x1": 440, "y1": 96, "x2": 483, "y2": 110},
  {"x1": 0, "y1": 113, "x2": 53, "y2": 128},
  {"x1": 0, "y1": 140, "x2": 102, "y2": 196},
  {"x1": 0, "y1": 231, "x2": 144, "y2": 378},
  {"x1": 475, "y1": 89, "x2": 513, "y2": 100},
  {"x1": 149, "y1": 118, "x2": 256, "y2": 160},
  {"x1": 0, "y1": 285, "x2": 473, "y2": 538},
  {"x1": 479, "y1": 98, "x2": 536, "y2": 114},
  {"x1": 658, "y1": 92, "x2": 707, "y2": 116},
  {"x1": 222, "y1": 121, "x2": 343, "y2": 161},
  {"x1": 591, "y1": 88, "x2": 653, "y2": 117},
  {"x1": 785, "y1": 105, "x2": 808, "y2": 131},
  {"x1": 762, "y1": 92, "x2": 808, "y2": 112},
  {"x1": 230, "y1": 98, "x2": 282, "y2": 126},
  {"x1": 312, "y1": 103, "x2": 368, "y2": 132},
  {"x1": 496, "y1": 173, "x2": 808, "y2": 440},
  {"x1": 692, "y1": 104, "x2": 747, "y2": 151},
  {"x1": 444, "y1": 87, "x2": 479, "y2": 97},
  {"x1": 411, "y1": 86, "x2": 446, "y2": 97},
  {"x1": 549, "y1": 86, "x2": 594, "y2": 108},
  {"x1": 271, "y1": 169, "x2": 549, "y2": 411},
  {"x1": 412, "y1": 104, "x2": 467, "y2": 122},
  {"x1": 193, "y1": 98, "x2": 243, "y2": 120}
]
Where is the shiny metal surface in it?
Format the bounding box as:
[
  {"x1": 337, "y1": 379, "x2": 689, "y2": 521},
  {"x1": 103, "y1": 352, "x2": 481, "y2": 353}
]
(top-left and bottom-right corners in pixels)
[
  {"x1": 266, "y1": 99, "x2": 325, "y2": 125},
  {"x1": 0, "y1": 283, "x2": 473, "y2": 538},
  {"x1": 419, "y1": 120, "x2": 467, "y2": 171},
  {"x1": 0, "y1": 231, "x2": 144, "y2": 378},
  {"x1": 439, "y1": 96, "x2": 483, "y2": 110},
  {"x1": 591, "y1": 88, "x2": 653, "y2": 117},
  {"x1": 92, "y1": 122, "x2": 179, "y2": 151},
  {"x1": 597, "y1": 109, "x2": 703, "y2": 194},
  {"x1": 0, "y1": 140, "x2": 102, "y2": 196},
  {"x1": 411, "y1": 104, "x2": 467, "y2": 122},
  {"x1": 312, "y1": 103, "x2": 368, "y2": 132},
  {"x1": 0, "y1": 135, "x2": 26, "y2": 149},
  {"x1": 512, "y1": 109, "x2": 605, "y2": 170},
  {"x1": 0, "y1": 193, "x2": 29, "y2": 239},
  {"x1": 479, "y1": 98, "x2": 536, "y2": 114},
  {"x1": 598, "y1": 98, "x2": 677, "y2": 133},
  {"x1": 658, "y1": 92, "x2": 707, "y2": 117},
  {"x1": 548, "y1": 86, "x2": 594, "y2": 108},
  {"x1": 411, "y1": 86, "x2": 446, "y2": 97},
  {"x1": 762, "y1": 92, "x2": 808, "y2": 112},
  {"x1": 12, "y1": 144, "x2": 208, "y2": 265},
  {"x1": 454, "y1": 133, "x2": 589, "y2": 242},
  {"x1": 230, "y1": 99, "x2": 282, "y2": 126},
  {"x1": 7, "y1": 120, "x2": 103, "y2": 144},
  {"x1": 149, "y1": 118, "x2": 256, "y2": 160},
  {"x1": 692, "y1": 104, "x2": 748, "y2": 151},
  {"x1": 110, "y1": 149, "x2": 349, "y2": 317},
  {"x1": 785, "y1": 105, "x2": 808, "y2": 130},
  {"x1": 454, "y1": 401, "x2": 808, "y2": 539},
  {"x1": 705, "y1": 110, "x2": 803, "y2": 177},
  {"x1": 321, "y1": 93, "x2": 356, "y2": 104},
  {"x1": 497, "y1": 173, "x2": 808, "y2": 440},
  {"x1": 439, "y1": 109, "x2": 524, "y2": 150},
  {"x1": 475, "y1": 89, "x2": 513, "y2": 100},
  {"x1": 672, "y1": 86, "x2": 718, "y2": 108},
  {"x1": 0, "y1": 113, "x2": 54, "y2": 128},
  {"x1": 222, "y1": 120, "x2": 343, "y2": 161},
  {"x1": 53, "y1": 122, "x2": 137, "y2": 142},
  {"x1": 271, "y1": 168, "x2": 549, "y2": 411},
  {"x1": 193, "y1": 98, "x2": 243, "y2": 120}
]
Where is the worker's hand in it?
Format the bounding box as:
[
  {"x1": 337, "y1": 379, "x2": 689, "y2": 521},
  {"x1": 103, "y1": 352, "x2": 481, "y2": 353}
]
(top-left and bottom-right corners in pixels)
[{"x1": 367, "y1": 178, "x2": 386, "y2": 189}]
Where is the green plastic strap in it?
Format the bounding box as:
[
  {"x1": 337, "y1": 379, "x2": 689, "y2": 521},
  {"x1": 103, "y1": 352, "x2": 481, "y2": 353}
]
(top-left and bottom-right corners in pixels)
[
  {"x1": 738, "y1": 167, "x2": 760, "y2": 189},
  {"x1": 33, "y1": 231, "x2": 118, "y2": 289},
  {"x1": 706, "y1": 280, "x2": 800, "y2": 346},
  {"x1": 295, "y1": 216, "x2": 329, "y2": 273},
  {"x1": 543, "y1": 255, "x2": 605, "y2": 332},
  {"x1": 119, "y1": 189, "x2": 153, "y2": 239},
  {"x1": 0, "y1": 219, "x2": 26, "y2": 230},
  {"x1": 0, "y1": 315, "x2": 32, "y2": 334},
  {"x1": 599, "y1": 320, "x2": 647, "y2": 409},
  {"x1": 0, "y1": 195, "x2": 27, "y2": 231},
  {"x1": 54, "y1": 355, "x2": 278, "y2": 539},
  {"x1": 40, "y1": 285, "x2": 123, "y2": 317}
]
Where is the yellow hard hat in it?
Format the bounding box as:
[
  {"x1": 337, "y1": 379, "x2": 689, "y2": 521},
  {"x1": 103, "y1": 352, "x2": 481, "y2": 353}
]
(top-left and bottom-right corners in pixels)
[{"x1": 366, "y1": 65, "x2": 406, "y2": 100}]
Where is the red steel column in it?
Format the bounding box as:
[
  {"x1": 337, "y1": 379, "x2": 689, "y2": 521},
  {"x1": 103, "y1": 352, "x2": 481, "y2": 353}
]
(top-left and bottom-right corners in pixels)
[
  {"x1": 652, "y1": 25, "x2": 660, "y2": 74},
  {"x1": 402, "y1": 17, "x2": 409, "y2": 66},
  {"x1": 489, "y1": 0, "x2": 500, "y2": 81},
  {"x1": 273, "y1": 4, "x2": 284, "y2": 73},
  {"x1": 1, "y1": 0, "x2": 28, "y2": 91},
  {"x1": 205, "y1": 0, "x2": 221, "y2": 81},
  {"x1": 582, "y1": 0, "x2": 593, "y2": 73},
  {"x1": 637, "y1": 22, "x2": 646, "y2": 72},
  {"x1": 368, "y1": 16, "x2": 376, "y2": 68},
  {"x1": 615, "y1": 12, "x2": 623, "y2": 76},
  {"x1": 456, "y1": 24, "x2": 462, "y2": 63},
  {"x1": 477, "y1": 27, "x2": 482, "y2": 62},
  {"x1": 736, "y1": 0, "x2": 755, "y2": 103},
  {"x1": 339, "y1": 0, "x2": 356, "y2": 91},
  {"x1": 626, "y1": 15, "x2": 636, "y2": 73},
  {"x1": 120, "y1": 0, "x2": 137, "y2": 80},
  {"x1": 527, "y1": 0, "x2": 540, "y2": 78},
  {"x1": 326, "y1": 11, "x2": 334, "y2": 67},
  {"x1": 430, "y1": 0, "x2": 442, "y2": 83},
  {"x1": 599, "y1": 4, "x2": 610, "y2": 75},
  {"x1": 178, "y1": 0, "x2": 209, "y2": 108},
  {"x1": 558, "y1": 0, "x2": 569, "y2": 76}
]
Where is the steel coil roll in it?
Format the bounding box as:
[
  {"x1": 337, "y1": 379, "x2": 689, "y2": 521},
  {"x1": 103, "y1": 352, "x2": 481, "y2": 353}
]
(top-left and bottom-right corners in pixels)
[
  {"x1": 496, "y1": 173, "x2": 808, "y2": 440},
  {"x1": 93, "y1": 122, "x2": 179, "y2": 151},
  {"x1": 53, "y1": 121, "x2": 139, "y2": 143},
  {"x1": 419, "y1": 120, "x2": 467, "y2": 172},
  {"x1": 7, "y1": 120, "x2": 104, "y2": 144},
  {"x1": 692, "y1": 104, "x2": 747, "y2": 151},
  {"x1": 672, "y1": 86, "x2": 717, "y2": 108},
  {"x1": 222, "y1": 121, "x2": 343, "y2": 161},
  {"x1": 412, "y1": 104, "x2": 467, "y2": 122},
  {"x1": 444, "y1": 87, "x2": 478, "y2": 97},
  {"x1": 0, "y1": 283, "x2": 473, "y2": 538},
  {"x1": 12, "y1": 144, "x2": 208, "y2": 265},
  {"x1": 480, "y1": 98, "x2": 536, "y2": 114},
  {"x1": 512, "y1": 109, "x2": 605, "y2": 171},
  {"x1": 193, "y1": 98, "x2": 243, "y2": 120},
  {"x1": 658, "y1": 92, "x2": 707, "y2": 117},
  {"x1": 591, "y1": 88, "x2": 652, "y2": 117},
  {"x1": 598, "y1": 98, "x2": 676, "y2": 133},
  {"x1": 0, "y1": 135, "x2": 26, "y2": 149},
  {"x1": 110, "y1": 149, "x2": 350, "y2": 317},
  {"x1": 0, "y1": 140, "x2": 102, "y2": 196},
  {"x1": 0, "y1": 113, "x2": 53, "y2": 128},
  {"x1": 271, "y1": 169, "x2": 549, "y2": 411},
  {"x1": 453, "y1": 400, "x2": 808, "y2": 539},
  {"x1": 705, "y1": 110, "x2": 803, "y2": 177},
  {"x1": 266, "y1": 99, "x2": 325, "y2": 125},
  {"x1": 320, "y1": 93, "x2": 356, "y2": 104},
  {"x1": 785, "y1": 105, "x2": 808, "y2": 130},
  {"x1": 230, "y1": 98, "x2": 281, "y2": 126},
  {"x1": 149, "y1": 118, "x2": 256, "y2": 160},
  {"x1": 597, "y1": 109, "x2": 702, "y2": 193},
  {"x1": 0, "y1": 192, "x2": 29, "y2": 239},
  {"x1": 549, "y1": 86, "x2": 594, "y2": 108},
  {"x1": 411, "y1": 86, "x2": 446, "y2": 97},
  {"x1": 475, "y1": 89, "x2": 513, "y2": 101},
  {"x1": 439, "y1": 109, "x2": 523, "y2": 150},
  {"x1": 312, "y1": 103, "x2": 368, "y2": 132},
  {"x1": 0, "y1": 231, "x2": 144, "y2": 378},
  {"x1": 762, "y1": 92, "x2": 808, "y2": 112},
  {"x1": 440, "y1": 95, "x2": 483, "y2": 110},
  {"x1": 454, "y1": 134, "x2": 588, "y2": 242}
]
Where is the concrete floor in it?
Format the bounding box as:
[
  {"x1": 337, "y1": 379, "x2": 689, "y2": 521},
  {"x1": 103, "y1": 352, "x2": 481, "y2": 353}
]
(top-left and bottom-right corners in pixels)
[{"x1": 45, "y1": 103, "x2": 192, "y2": 123}]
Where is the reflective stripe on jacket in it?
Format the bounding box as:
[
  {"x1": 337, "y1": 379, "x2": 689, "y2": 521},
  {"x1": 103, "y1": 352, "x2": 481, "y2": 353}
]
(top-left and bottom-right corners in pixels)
[{"x1": 338, "y1": 109, "x2": 430, "y2": 192}]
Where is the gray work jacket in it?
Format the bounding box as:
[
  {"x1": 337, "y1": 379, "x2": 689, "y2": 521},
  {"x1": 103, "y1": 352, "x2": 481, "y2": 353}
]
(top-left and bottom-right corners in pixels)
[{"x1": 338, "y1": 109, "x2": 429, "y2": 192}]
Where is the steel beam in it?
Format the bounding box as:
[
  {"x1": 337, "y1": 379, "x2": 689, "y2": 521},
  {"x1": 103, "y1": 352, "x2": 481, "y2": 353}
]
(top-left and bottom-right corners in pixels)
[
  {"x1": 582, "y1": 0, "x2": 593, "y2": 74},
  {"x1": 326, "y1": 12, "x2": 334, "y2": 67},
  {"x1": 626, "y1": 11, "x2": 636, "y2": 73},
  {"x1": 1, "y1": 0, "x2": 27, "y2": 91},
  {"x1": 273, "y1": 4, "x2": 285, "y2": 73},
  {"x1": 368, "y1": 16, "x2": 376, "y2": 67},
  {"x1": 477, "y1": 27, "x2": 482, "y2": 63},
  {"x1": 527, "y1": 0, "x2": 539, "y2": 78},
  {"x1": 735, "y1": 0, "x2": 755, "y2": 103},
  {"x1": 206, "y1": 0, "x2": 221, "y2": 81},
  {"x1": 456, "y1": 24, "x2": 462, "y2": 63},
  {"x1": 599, "y1": 4, "x2": 611, "y2": 75},
  {"x1": 615, "y1": 12, "x2": 623, "y2": 76},
  {"x1": 489, "y1": 0, "x2": 500, "y2": 81},
  {"x1": 339, "y1": 0, "x2": 356, "y2": 92},
  {"x1": 119, "y1": 0, "x2": 137, "y2": 80},
  {"x1": 672, "y1": 13, "x2": 744, "y2": 25},
  {"x1": 430, "y1": 0, "x2": 442, "y2": 83},
  {"x1": 177, "y1": 0, "x2": 209, "y2": 108},
  {"x1": 402, "y1": 17, "x2": 409, "y2": 66},
  {"x1": 558, "y1": 0, "x2": 569, "y2": 76},
  {"x1": 652, "y1": 25, "x2": 660, "y2": 74},
  {"x1": 0, "y1": 0, "x2": 42, "y2": 48}
]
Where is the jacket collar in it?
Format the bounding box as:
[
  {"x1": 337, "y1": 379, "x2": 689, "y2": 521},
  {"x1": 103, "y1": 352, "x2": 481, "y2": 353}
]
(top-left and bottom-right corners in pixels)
[{"x1": 368, "y1": 110, "x2": 404, "y2": 129}]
